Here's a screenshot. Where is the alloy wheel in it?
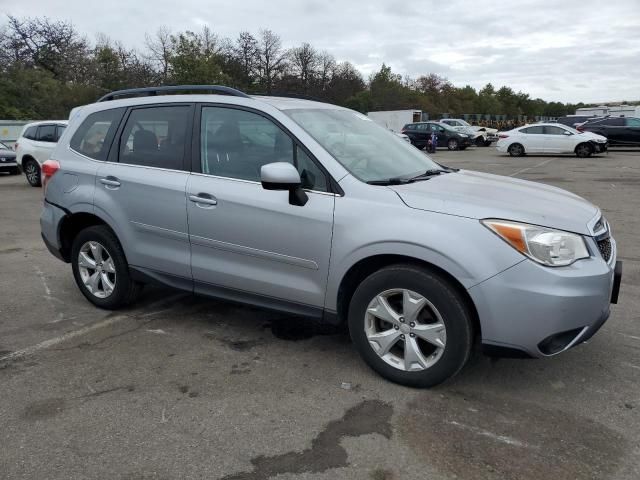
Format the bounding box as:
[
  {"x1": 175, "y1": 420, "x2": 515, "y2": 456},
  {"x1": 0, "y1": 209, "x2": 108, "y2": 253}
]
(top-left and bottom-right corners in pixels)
[
  {"x1": 25, "y1": 162, "x2": 39, "y2": 185},
  {"x1": 364, "y1": 288, "x2": 447, "y2": 372},
  {"x1": 78, "y1": 241, "x2": 116, "y2": 298}
]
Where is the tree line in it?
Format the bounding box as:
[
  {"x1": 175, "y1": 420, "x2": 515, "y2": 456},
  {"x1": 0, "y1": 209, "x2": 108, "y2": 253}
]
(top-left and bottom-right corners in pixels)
[{"x1": 0, "y1": 16, "x2": 587, "y2": 120}]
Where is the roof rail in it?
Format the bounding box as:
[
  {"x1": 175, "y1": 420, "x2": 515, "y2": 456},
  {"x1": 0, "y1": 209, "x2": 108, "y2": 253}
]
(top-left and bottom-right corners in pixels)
[
  {"x1": 254, "y1": 92, "x2": 329, "y2": 103},
  {"x1": 97, "y1": 85, "x2": 251, "y2": 102}
]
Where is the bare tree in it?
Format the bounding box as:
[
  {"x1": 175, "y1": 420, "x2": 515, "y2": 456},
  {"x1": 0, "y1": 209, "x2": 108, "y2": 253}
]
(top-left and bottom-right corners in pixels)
[
  {"x1": 257, "y1": 29, "x2": 286, "y2": 94},
  {"x1": 145, "y1": 26, "x2": 172, "y2": 82},
  {"x1": 4, "y1": 16, "x2": 90, "y2": 82},
  {"x1": 288, "y1": 42, "x2": 319, "y2": 93},
  {"x1": 317, "y1": 51, "x2": 336, "y2": 92},
  {"x1": 234, "y1": 31, "x2": 259, "y2": 87}
]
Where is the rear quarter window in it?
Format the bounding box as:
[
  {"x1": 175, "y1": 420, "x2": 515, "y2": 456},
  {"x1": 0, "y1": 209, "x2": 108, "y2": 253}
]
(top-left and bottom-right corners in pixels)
[{"x1": 70, "y1": 108, "x2": 125, "y2": 161}]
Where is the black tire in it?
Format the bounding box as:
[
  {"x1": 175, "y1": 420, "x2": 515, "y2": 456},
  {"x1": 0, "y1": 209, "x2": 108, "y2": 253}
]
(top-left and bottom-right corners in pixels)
[
  {"x1": 23, "y1": 158, "x2": 41, "y2": 187},
  {"x1": 475, "y1": 136, "x2": 485, "y2": 147},
  {"x1": 447, "y1": 139, "x2": 459, "y2": 151},
  {"x1": 348, "y1": 264, "x2": 473, "y2": 388},
  {"x1": 575, "y1": 143, "x2": 592, "y2": 158},
  {"x1": 71, "y1": 225, "x2": 143, "y2": 309},
  {"x1": 483, "y1": 140, "x2": 492, "y2": 147},
  {"x1": 508, "y1": 143, "x2": 525, "y2": 157}
]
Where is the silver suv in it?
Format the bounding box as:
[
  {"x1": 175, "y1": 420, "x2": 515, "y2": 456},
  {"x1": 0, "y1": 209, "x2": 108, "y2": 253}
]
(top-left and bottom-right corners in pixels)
[{"x1": 40, "y1": 86, "x2": 622, "y2": 387}]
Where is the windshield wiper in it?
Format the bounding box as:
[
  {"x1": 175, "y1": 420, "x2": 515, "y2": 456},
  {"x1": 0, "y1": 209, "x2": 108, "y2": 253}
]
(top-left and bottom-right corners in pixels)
[
  {"x1": 367, "y1": 168, "x2": 453, "y2": 186},
  {"x1": 366, "y1": 178, "x2": 412, "y2": 185},
  {"x1": 406, "y1": 169, "x2": 447, "y2": 182}
]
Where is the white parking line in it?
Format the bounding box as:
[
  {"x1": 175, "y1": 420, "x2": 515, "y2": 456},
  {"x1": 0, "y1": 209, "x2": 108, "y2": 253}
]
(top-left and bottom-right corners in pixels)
[
  {"x1": 509, "y1": 158, "x2": 555, "y2": 177},
  {"x1": 0, "y1": 293, "x2": 188, "y2": 363}
]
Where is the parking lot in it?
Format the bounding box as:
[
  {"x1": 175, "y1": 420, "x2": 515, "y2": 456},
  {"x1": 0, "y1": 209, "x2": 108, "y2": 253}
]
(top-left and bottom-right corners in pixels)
[{"x1": 1, "y1": 147, "x2": 639, "y2": 480}]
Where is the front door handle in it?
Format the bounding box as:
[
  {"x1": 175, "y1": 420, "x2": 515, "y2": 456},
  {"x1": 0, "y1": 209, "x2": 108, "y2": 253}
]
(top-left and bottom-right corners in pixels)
[
  {"x1": 100, "y1": 177, "x2": 121, "y2": 189},
  {"x1": 189, "y1": 193, "x2": 217, "y2": 207}
]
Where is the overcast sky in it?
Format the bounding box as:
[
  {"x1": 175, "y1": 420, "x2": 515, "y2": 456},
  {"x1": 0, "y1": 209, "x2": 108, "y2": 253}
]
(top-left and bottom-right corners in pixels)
[{"x1": 5, "y1": 0, "x2": 640, "y2": 103}]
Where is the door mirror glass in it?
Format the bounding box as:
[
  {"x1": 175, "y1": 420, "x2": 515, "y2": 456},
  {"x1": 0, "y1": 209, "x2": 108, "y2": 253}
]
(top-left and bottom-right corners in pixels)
[
  {"x1": 261, "y1": 162, "x2": 308, "y2": 206},
  {"x1": 563, "y1": 131, "x2": 572, "y2": 135}
]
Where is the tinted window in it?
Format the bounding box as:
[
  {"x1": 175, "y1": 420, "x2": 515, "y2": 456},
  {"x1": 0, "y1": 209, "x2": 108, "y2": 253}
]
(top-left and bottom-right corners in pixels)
[
  {"x1": 119, "y1": 106, "x2": 190, "y2": 170},
  {"x1": 70, "y1": 108, "x2": 124, "y2": 161},
  {"x1": 55, "y1": 125, "x2": 66, "y2": 141},
  {"x1": 521, "y1": 126, "x2": 544, "y2": 134},
  {"x1": 23, "y1": 126, "x2": 38, "y2": 140},
  {"x1": 201, "y1": 106, "x2": 297, "y2": 182},
  {"x1": 544, "y1": 126, "x2": 568, "y2": 135},
  {"x1": 37, "y1": 125, "x2": 57, "y2": 142},
  {"x1": 599, "y1": 117, "x2": 624, "y2": 126},
  {"x1": 626, "y1": 118, "x2": 640, "y2": 127}
]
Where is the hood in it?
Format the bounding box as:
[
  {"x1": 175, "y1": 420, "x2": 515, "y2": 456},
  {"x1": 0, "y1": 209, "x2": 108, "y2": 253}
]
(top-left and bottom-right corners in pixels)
[
  {"x1": 474, "y1": 126, "x2": 498, "y2": 134},
  {"x1": 0, "y1": 148, "x2": 15, "y2": 157},
  {"x1": 390, "y1": 170, "x2": 598, "y2": 235},
  {"x1": 578, "y1": 131, "x2": 607, "y2": 142}
]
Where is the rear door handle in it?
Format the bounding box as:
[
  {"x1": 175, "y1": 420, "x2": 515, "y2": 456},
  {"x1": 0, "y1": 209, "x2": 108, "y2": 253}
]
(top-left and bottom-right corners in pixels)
[
  {"x1": 189, "y1": 194, "x2": 217, "y2": 207},
  {"x1": 100, "y1": 177, "x2": 121, "y2": 189}
]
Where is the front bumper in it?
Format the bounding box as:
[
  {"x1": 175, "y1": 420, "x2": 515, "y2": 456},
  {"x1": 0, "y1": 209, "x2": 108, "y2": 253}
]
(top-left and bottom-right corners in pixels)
[
  {"x1": 593, "y1": 141, "x2": 608, "y2": 153},
  {"x1": 0, "y1": 160, "x2": 18, "y2": 170},
  {"x1": 469, "y1": 239, "x2": 620, "y2": 358}
]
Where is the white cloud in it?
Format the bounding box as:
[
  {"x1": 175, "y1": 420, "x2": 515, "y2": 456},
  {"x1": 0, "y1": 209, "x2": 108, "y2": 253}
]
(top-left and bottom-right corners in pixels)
[{"x1": 5, "y1": 0, "x2": 640, "y2": 102}]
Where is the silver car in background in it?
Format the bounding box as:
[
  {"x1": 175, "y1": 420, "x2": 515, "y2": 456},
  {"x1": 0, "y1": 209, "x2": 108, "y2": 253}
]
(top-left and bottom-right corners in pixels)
[{"x1": 40, "y1": 86, "x2": 622, "y2": 387}]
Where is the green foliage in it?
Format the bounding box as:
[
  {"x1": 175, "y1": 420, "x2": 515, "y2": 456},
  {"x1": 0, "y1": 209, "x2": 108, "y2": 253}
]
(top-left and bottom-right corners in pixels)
[{"x1": 0, "y1": 16, "x2": 596, "y2": 120}]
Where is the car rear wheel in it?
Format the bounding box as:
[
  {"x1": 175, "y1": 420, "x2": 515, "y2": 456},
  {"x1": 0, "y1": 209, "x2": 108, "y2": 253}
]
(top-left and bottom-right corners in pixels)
[
  {"x1": 447, "y1": 139, "x2": 459, "y2": 151},
  {"x1": 348, "y1": 264, "x2": 473, "y2": 388},
  {"x1": 71, "y1": 225, "x2": 143, "y2": 309},
  {"x1": 508, "y1": 143, "x2": 525, "y2": 157},
  {"x1": 24, "y1": 159, "x2": 41, "y2": 187},
  {"x1": 575, "y1": 143, "x2": 592, "y2": 158},
  {"x1": 475, "y1": 136, "x2": 485, "y2": 147}
]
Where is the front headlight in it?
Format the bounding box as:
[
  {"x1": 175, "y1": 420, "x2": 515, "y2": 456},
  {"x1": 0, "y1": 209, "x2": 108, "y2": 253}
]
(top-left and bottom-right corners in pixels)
[
  {"x1": 459, "y1": 134, "x2": 468, "y2": 138},
  {"x1": 482, "y1": 219, "x2": 589, "y2": 267}
]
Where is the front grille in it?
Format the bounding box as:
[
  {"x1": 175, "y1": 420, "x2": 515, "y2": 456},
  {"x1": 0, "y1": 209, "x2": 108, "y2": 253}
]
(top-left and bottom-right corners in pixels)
[{"x1": 598, "y1": 237, "x2": 612, "y2": 262}]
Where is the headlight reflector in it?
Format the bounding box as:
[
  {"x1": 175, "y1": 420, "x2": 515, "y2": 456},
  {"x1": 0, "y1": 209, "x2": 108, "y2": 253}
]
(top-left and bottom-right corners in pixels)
[{"x1": 482, "y1": 220, "x2": 589, "y2": 266}]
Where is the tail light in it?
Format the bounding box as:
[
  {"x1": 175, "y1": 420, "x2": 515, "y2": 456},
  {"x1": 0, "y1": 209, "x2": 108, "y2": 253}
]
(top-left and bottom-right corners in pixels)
[
  {"x1": 42, "y1": 160, "x2": 60, "y2": 193},
  {"x1": 498, "y1": 134, "x2": 509, "y2": 139}
]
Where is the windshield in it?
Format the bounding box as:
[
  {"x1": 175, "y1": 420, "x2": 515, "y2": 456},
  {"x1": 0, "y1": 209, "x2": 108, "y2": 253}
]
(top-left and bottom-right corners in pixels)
[
  {"x1": 562, "y1": 125, "x2": 582, "y2": 134},
  {"x1": 458, "y1": 119, "x2": 472, "y2": 127},
  {"x1": 286, "y1": 108, "x2": 442, "y2": 182},
  {"x1": 0, "y1": 141, "x2": 10, "y2": 150}
]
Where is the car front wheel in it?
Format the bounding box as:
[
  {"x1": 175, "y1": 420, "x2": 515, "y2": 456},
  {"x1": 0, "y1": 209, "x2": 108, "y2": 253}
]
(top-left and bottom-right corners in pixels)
[
  {"x1": 447, "y1": 139, "x2": 459, "y2": 151},
  {"x1": 348, "y1": 264, "x2": 473, "y2": 388},
  {"x1": 575, "y1": 143, "x2": 592, "y2": 158}
]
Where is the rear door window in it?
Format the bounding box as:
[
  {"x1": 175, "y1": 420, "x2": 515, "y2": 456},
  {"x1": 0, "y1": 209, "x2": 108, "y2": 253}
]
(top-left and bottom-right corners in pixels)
[
  {"x1": 70, "y1": 108, "x2": 125, "y2": 161},
  {"x1": 118, "y1": 105, "x2": 191, "y2": 170},
  {"x1": 23, "y1": 126, "x2": 38, "y2": 140},
  {"x1": 544, "y1": 126, "x2": 567, "y2": 135},
  {"x1": 521, "y1": 126, "x2": 544, "y2": 134},
  {"x1": 37, "y1": 125, "x2": 57, "y2": 142}
]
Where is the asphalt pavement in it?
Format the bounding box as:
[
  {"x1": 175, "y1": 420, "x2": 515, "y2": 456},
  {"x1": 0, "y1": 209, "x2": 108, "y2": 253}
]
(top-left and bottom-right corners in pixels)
[{"x1": 1, "y1": 147, "x2": 639, "y2": 480}]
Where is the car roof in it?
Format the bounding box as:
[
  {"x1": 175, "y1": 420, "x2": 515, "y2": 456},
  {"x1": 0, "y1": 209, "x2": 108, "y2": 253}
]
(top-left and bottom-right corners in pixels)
[
  {"x1": 22, "y1": 120, "x2": 69, "y2": 128},
  {"x1": 75, "y1": 94, "x2": 345, "y2": 117}
]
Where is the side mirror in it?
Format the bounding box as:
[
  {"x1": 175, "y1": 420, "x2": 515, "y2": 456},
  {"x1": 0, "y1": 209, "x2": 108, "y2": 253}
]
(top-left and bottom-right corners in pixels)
[
  {"x1": 563, "y1": 131, "x2": 572, "y2": 136},
  {"x1": 260, "y1": 162, "x2": 308, "y2": 206}
]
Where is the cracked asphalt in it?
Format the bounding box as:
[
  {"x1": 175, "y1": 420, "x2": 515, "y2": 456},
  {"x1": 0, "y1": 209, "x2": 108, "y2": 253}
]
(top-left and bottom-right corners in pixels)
[{"x1": 1, "y1": 148, "x2": 639, "y2": 480}]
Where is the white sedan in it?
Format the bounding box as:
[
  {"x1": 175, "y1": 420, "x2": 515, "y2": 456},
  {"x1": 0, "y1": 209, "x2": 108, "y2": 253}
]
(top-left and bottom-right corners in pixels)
[{"x1": 496, "y1": 123, "x2": 608, "y2": 157}]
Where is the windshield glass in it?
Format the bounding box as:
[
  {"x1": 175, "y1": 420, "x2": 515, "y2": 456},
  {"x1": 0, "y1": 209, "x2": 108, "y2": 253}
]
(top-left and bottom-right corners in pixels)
[
  {"x1": 286, "y1": 108, "x2": 442, "y2": 182},
  {"x1": 0, "y1": 141, "x2": 10, "y2": 149},
  {"x1": 562, "y1": 125, "x2": 582, "y2": 134},
  {"x1": 458, "y1": 119, "x2": 471, "y2": 127}
]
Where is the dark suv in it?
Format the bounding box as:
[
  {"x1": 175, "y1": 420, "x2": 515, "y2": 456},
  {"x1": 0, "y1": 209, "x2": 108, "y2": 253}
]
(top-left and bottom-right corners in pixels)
[
  {"x1": 401, "y1": 122, "x2": 472, "y2": 151},
  {"x1": 578, "y1": 116, "x2": 640, "y2": 147}
]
